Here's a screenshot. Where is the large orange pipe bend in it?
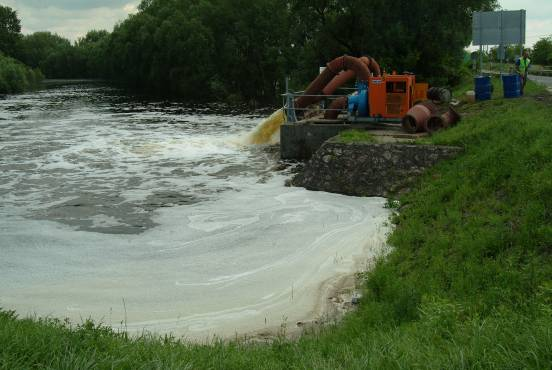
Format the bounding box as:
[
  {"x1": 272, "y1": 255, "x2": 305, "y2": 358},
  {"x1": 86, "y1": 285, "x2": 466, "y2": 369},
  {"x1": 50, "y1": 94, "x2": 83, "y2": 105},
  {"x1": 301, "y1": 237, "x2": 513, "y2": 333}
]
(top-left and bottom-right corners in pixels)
[
  {"x1": 367, "y1": 57, "x2": 381, "y2": 77},
  {"x1": 321, "y1": 57, "x2": 381, "y2": 96},
  {"x1": 294, "y1": 55, "x2": 372, "y2": 110},
  {"x1": 321, "y1": 70, "x2": 356, "y2": 96}
]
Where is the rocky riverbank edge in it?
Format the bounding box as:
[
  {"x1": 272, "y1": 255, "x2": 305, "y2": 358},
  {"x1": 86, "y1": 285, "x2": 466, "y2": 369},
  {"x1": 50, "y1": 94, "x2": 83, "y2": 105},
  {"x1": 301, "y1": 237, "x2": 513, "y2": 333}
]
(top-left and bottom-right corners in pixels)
[{"x1": 289, "y1": 137, "x2": 463, "y2": 197}]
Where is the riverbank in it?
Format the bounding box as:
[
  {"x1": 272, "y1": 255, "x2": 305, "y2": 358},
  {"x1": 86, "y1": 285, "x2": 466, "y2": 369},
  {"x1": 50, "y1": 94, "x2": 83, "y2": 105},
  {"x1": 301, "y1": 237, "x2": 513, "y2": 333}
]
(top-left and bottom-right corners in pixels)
[{"x1": 1, "y1": 81, "x2": 551, "y2": 368}]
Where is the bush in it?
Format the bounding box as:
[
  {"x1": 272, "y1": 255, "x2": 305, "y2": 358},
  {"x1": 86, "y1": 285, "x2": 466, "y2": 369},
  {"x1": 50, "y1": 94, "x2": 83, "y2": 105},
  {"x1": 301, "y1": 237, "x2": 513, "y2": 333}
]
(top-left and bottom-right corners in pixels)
[
  {"x1": 532, "y1": 37, "x2": 552, "y2": 66},
  {"x1": 0, "y1": 53, "x2": 43, "y2": 94}
]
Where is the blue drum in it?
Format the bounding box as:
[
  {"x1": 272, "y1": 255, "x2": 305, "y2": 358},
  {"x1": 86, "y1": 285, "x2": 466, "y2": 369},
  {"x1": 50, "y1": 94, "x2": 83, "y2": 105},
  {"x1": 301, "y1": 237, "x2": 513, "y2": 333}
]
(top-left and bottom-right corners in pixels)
[
  {"x1": 502, "y1": 74, "x2": 521, "y2": 98},
  {"x1": 474, "y1": 76, "x2": 492, "y2": 101}
]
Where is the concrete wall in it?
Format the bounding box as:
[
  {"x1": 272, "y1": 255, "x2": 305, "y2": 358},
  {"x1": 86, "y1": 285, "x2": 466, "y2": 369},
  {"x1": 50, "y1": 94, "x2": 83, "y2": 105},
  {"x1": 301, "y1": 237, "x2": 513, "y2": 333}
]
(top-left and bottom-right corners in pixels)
[
  {"x1": 291, "y1": 138, "x2": 463, "y2": 197},
  {"x1": 281, "y1": 122, "x2": 354, "y2": 160},
  {"x1": 280, "y1": 121, "x2": 421, "y2": 160}
]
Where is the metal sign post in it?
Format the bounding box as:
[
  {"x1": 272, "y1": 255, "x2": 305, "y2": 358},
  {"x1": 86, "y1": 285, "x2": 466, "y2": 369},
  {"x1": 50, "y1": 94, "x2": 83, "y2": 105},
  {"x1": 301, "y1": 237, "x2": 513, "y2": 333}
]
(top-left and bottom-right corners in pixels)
[{"x1": 473, "y1": 10, "x2": 526, "y2": 74}]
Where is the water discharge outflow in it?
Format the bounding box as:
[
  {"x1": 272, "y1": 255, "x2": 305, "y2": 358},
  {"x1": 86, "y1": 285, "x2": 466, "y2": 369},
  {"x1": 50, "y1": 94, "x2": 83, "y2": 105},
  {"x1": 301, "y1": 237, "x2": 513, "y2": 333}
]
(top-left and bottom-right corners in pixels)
[
  {"x1": 244, "y1": 108, "x2": 285, "y2": 145},
  {"x1": 0, "y1": 84, "x2": 390, "y2": 340}
]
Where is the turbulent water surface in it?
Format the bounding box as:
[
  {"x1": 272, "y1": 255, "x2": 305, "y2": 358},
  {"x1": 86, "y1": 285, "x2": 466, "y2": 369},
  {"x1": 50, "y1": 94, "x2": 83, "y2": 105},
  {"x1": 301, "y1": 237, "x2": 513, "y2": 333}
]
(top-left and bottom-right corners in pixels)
[{"x1": 0, "y1": 83, "x2": 389, "y2": 339}]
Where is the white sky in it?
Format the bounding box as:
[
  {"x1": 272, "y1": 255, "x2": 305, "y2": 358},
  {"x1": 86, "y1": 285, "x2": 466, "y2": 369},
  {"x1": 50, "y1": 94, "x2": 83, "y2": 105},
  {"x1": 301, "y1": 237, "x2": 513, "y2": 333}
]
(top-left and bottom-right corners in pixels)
[
  {"x1": 2, "y1": 0, "x2": 139, "y2": 42},
  {"x1": 2, "y1": 0, "x2": 551, "y2": 45}
]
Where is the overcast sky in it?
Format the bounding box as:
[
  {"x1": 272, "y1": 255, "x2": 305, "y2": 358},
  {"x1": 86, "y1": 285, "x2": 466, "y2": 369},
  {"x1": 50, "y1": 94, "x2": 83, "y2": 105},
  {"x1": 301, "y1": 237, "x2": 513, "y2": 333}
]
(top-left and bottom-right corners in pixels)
[
  {"x1": 2, "y1": 0, "x2": 552, "y2": 46},
  {"x1": 2, "y1": 0, "x2": 140, "y2": 41}
]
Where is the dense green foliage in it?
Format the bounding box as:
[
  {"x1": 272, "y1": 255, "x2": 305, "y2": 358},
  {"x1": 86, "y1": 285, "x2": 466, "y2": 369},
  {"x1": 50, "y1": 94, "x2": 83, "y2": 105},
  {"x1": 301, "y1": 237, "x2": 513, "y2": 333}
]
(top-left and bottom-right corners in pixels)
[
  {"x1": 1, "y1": 81, "x2": 550, "y2": 369},
  {"x1": 101, "y1": 0, "x2": 497, "y2": 101},
  {"x1": 16, "y1": 30, "x2": 110, "y2": 79},
  {"x1": 17, "y1": 32, "x2": 71, "y2": 78},
  {"x1": 1, "y1": 1, "x2": 500, "y2": 100},
  {"x1": 103, "y1": 0, "x2": 294, "y2": 101},
  {"x1": 532, "y1": 37, "x2": 552, "y2": 66},
  {"x1": 0, "y1": 5, "x2": 21, "y2": 57},
  {"x1": 487, "y1": 45, "x2": 522, "y2": 63},
  {"x1": 17, "y1": 32, "x2": 72, "y2": 78},
  {"x1": 74, "y1": 30, "x2": 111, "y2": 78},
  {"x1": 0, "y1": 53, "x2": 43, "y2": 94},
  {"x1": 290, "y1": 0, "x2": 497, "y2": 86},
  {"x1": 0, "y1": 6, "x2": 45, "y2": 92},
  {"x1": 0, "y1": 5, "x2": 107, "y2": 82}
]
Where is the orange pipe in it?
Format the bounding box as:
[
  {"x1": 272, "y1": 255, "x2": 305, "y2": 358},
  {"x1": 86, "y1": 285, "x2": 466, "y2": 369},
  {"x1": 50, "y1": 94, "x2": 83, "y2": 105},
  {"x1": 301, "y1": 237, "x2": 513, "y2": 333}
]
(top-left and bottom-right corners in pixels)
[
  {"x1": 322, "y1": 70, "x2": 356, "y2": 96},
  {"x1": 322, "y1": 57, "x2": 366, "y2": 96},
  {"x1": 295, "y1": 55, "x2": 372, "y2": 110},
  {"x1": 324, "y1": 96, "x2": 348, "y2": 119},
  {"x1": 368, "y1": 57, "x2": 381, "y2": 77},
  {"x1": 402, "y1": 104, "x2": 432, "y2": 133},
  {"x1": 320, "y1": 56, "x2": 381, "y2": 97},
  {"x1": 427, "y1": 107, "x2": 461, "y2": 131}
]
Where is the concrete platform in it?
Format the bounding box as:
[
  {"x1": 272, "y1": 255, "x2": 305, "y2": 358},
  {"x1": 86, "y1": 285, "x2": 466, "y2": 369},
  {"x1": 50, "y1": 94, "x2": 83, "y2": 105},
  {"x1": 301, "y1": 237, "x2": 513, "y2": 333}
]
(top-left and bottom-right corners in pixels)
[{"x1": 280, "y1": 118, "x2": 427, "y2": 160}]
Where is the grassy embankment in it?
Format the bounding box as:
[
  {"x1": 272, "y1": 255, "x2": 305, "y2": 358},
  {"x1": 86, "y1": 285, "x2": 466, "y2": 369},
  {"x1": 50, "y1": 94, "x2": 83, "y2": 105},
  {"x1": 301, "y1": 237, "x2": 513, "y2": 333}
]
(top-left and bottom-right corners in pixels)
[
  {"x1": 0, "y1": 53, "x2": 43, "y2": 94},
  {"x1": 1, "y1": 80, "x2": 551, "y2": 369}
]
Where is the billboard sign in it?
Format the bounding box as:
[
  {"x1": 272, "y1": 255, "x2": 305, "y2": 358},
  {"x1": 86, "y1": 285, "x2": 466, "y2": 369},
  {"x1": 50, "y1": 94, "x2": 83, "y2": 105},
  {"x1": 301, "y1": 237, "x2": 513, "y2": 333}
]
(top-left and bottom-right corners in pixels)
[{"x1": 473, "y1": 10, "x2": 526, "y2": 46}]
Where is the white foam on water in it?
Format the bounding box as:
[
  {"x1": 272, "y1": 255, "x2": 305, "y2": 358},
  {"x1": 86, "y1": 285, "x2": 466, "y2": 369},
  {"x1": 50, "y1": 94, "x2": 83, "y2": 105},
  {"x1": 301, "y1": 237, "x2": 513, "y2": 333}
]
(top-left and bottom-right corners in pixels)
[
  {"x1": 0, "y1": 85, "x2": 391, "y2": 340},
  {"x1": 0, "y1": 175, "x2": 390, "y2": 340}
]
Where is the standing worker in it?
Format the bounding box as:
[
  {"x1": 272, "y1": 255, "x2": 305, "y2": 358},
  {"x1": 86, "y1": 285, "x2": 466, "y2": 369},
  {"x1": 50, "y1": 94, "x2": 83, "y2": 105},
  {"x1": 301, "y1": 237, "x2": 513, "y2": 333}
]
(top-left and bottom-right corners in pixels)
[{"x1": 516, "y1": 49, "x2": 531, "y2": 95}]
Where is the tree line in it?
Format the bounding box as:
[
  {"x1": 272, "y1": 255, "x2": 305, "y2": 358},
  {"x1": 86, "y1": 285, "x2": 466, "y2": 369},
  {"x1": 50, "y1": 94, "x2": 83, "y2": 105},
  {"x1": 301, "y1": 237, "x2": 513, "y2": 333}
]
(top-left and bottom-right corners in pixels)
[
  {"x1": 0, "y1": 6, "x2": 42, "y2": 93},
  {"x1": 477, "y1": 38, "x2": 552, "y2": 67},
  {"x1": 531, "y1": 37, "x2": 552, "y2": 66},
  {"x1": 1, "y1": 0, "x2": 504, "y2": 100}
]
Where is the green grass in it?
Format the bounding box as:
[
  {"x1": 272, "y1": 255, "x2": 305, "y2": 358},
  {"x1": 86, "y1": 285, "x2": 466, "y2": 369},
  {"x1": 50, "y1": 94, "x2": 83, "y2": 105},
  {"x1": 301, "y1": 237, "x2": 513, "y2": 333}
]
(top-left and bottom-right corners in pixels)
[
  {"x1": 1, "y1": 83, "x2": 551, "y2": 369},
  {"x1": 451, "y1": 70, "x2": 476, "y2": 98},
  {"x1": 338, "y1": 129, "x2": 377, "y2": 143}
]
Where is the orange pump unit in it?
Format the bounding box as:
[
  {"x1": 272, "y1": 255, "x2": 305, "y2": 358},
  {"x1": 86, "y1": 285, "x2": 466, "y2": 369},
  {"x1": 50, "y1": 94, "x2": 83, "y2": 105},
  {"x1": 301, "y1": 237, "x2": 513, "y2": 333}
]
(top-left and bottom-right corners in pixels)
[
  {"x1": 286, "y1": 55, "x2": 430, "y2": 124},
  {"x1": 347, "y1": 73, "x2": 428, "y2": 122},
  {"x1": 368, "y1": 74, "x2": 428, "y2": 119}
]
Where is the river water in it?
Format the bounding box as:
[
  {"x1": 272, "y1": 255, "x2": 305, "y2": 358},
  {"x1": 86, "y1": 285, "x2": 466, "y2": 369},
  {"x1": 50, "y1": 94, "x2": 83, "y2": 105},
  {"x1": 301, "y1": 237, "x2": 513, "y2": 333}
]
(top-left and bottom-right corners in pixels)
[{"x1": 0, "y1": 83, "x2": 390, "y2": 340}]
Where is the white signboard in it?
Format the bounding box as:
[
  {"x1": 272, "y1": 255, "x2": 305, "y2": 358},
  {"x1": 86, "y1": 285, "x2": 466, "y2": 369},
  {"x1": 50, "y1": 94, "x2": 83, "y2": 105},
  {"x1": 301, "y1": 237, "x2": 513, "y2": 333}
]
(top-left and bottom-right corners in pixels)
[{"x1": 473, "y1": 10, "x2": 526, "y2": 46}]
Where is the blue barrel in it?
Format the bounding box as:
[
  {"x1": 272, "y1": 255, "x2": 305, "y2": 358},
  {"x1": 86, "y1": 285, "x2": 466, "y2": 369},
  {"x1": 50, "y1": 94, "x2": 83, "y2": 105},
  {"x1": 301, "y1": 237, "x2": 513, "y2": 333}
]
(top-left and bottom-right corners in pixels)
[
  {"x1": 474, "y1": 76, "x2": 492, "y2": 101},
  {"x1": 502, "y1": 74, "x2": 521, "y2": 98}
]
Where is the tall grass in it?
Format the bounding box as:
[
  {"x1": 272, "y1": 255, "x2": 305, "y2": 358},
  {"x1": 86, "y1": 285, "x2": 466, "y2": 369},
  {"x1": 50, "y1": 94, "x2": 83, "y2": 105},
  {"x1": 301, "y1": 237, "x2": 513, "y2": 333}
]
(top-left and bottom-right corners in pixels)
[
  {"x1": 0, "y1": 53, "x2": 43, "y2": 94},
  {"x1": 1, "y1": 82, "x2": 551, "y2": 369}
]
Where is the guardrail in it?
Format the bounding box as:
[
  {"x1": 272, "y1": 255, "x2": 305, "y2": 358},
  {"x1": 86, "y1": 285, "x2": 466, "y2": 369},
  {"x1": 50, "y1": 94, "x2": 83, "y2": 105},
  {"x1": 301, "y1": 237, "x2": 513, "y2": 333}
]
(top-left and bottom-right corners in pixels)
[
  {"x1": 282, "y1": 92, "x2": 352, "y2": 123},
  {"x1": 481, "y1": 69, "x2": 552, "y2": 78},
  {"x1": 282, "y1": 81, "x2": 355, "y2": 123},
  {"x1": 531, "y1": 70, "x2": 552, "y2": 77}
]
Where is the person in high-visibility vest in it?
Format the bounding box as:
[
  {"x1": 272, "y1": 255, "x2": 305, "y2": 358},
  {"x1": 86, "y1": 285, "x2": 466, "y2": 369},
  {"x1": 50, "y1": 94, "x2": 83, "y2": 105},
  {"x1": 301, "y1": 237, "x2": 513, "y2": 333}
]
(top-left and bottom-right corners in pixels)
[{"x1": 516, "y1": 50, "x2": 531, "y2": 95}]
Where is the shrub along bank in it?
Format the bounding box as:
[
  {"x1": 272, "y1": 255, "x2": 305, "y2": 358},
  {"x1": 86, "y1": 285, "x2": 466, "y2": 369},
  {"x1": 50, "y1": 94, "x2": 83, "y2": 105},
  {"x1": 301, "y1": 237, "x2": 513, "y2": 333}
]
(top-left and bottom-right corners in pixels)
[
  {"x1": 0, "y1": 53, "x2": 43, "y2": 94},
  {"x1": 0, "y1": 82, "x2": 551, "y2": 369}
]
